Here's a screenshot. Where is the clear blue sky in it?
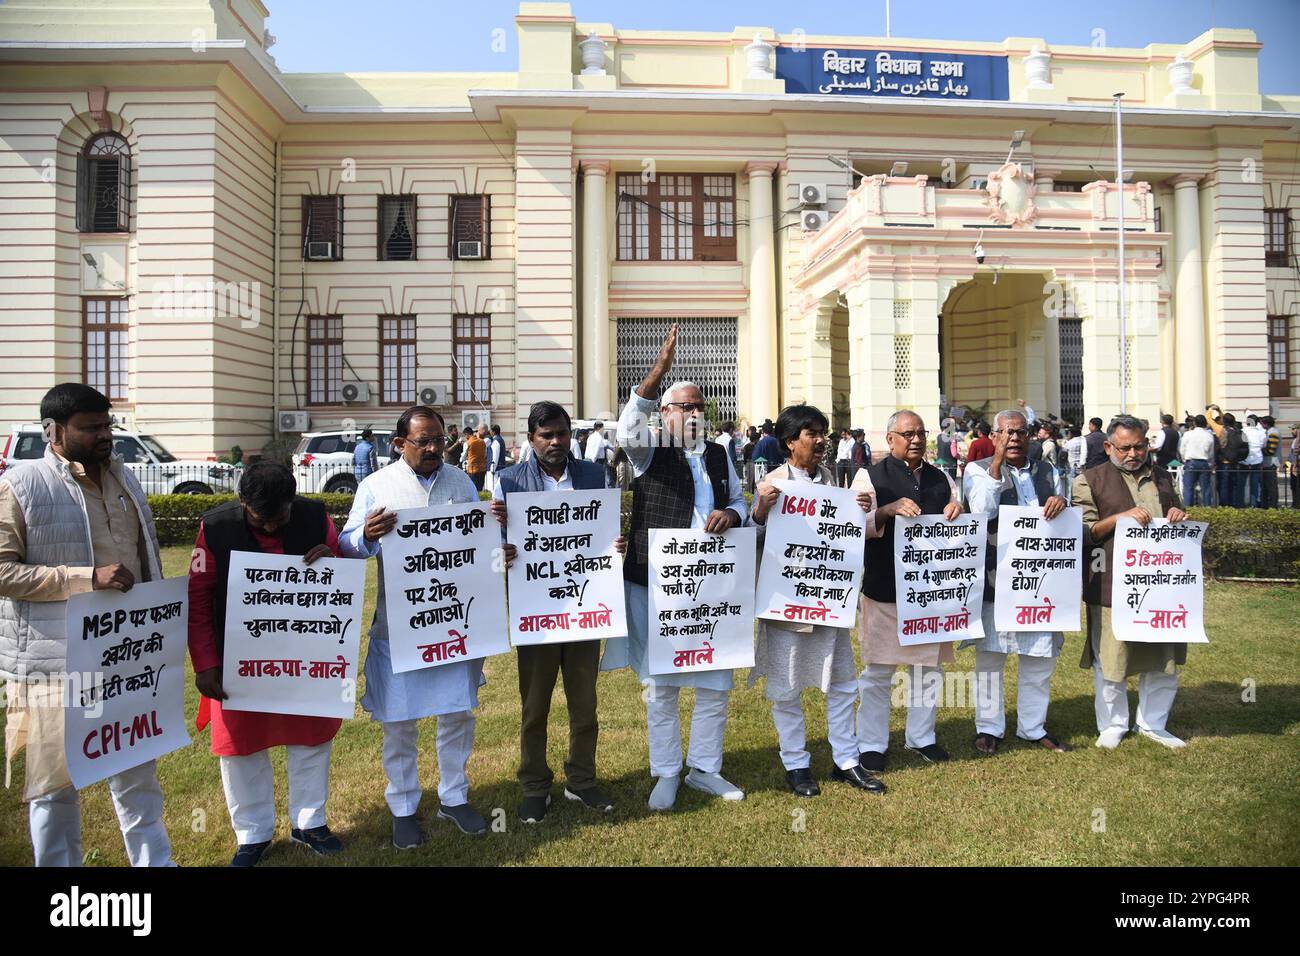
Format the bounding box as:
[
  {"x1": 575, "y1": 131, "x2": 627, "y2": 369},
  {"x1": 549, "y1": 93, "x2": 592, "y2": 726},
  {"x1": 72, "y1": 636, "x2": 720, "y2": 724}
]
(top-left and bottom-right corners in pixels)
[{"x1": 265, "y1": 0, "x2": 1300, "y2": 94}]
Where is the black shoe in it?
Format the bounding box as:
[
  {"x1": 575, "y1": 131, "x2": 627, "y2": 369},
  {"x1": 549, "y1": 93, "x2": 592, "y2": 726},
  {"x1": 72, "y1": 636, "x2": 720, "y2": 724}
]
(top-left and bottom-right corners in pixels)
[
  {"x1": 831, "y1": 764, "x2": 887, "y2": 793},
  {"x1": 290, "y1": 825, "x2": 344, "y2": 855},
  {"x1": 908, "y1": 743, "x2": 950, "y2": 764},
  {"x1": 858, "y1": 750, "x2": 886, "y2": 773},
  {"x1": 564, "y1": 785, "x2": 614, "y2": 812},
  {"x1": 229, "y1": 840, "x2": 271, "y2": 868},
  {"x1": 438, "y1": 802, "x2": 488, "y2": 835},
  {"x1": 519, "y1": 793, "x2": 551, "y2": 824},
  {"x1": 785, "y1": 768, "x2": 820, "y2": 797},
  {"x1": 392, "y1": 814, "x2": 424, "y2": 850}
]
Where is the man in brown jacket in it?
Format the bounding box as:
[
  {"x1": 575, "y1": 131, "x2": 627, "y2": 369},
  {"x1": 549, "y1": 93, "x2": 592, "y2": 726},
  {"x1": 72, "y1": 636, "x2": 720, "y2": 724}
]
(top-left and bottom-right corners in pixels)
[{"x1": 1072, "y1": 414, "x2": 1190, "y2": 751}]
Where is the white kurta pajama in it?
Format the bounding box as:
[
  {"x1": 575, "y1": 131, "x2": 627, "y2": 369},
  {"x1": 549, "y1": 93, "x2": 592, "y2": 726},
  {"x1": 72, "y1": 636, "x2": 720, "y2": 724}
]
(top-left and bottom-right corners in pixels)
[
  {"x1": 849, "y1": 464, "x2": 960, "y2": 754},
  {"x1": 603, "y1": 392, "x2": 748, "y2": 778},
  {"x1": 961, "y1": 457, "x2": 1068, "y2": 741},
  {"x1": 340, "y1": 459, "x2": 485, "y2": 814},
  {"x1": 749, "y1": 463, "x2": 859, "y2": 771}
]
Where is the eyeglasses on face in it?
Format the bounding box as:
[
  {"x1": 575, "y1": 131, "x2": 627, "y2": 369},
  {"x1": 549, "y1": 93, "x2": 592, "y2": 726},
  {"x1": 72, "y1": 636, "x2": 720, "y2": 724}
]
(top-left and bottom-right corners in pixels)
[
  {"x1": 995, "y1": 427, "x2": 1030, "y2": 438},
  {"x1": 1110, "y1": 442, "x2": 1149, "y2": 454},
  {"x1": 889, "y1": 429, "x2": 928, "y2": 442},
  {"x1": 400, "y1": 435, "x2": 447, "y2": 449},
  {"x1": 664, "y1": 402, "x2": 707, "y2": 413}
]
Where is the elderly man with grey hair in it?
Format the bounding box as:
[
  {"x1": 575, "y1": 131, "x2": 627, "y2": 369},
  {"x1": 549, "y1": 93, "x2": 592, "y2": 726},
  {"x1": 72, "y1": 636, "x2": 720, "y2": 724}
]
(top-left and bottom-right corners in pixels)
[
  {"x1": 1073, "y1": 414, "x2": 1189, "y2": 750},
  {"x1": 961, "y1": 408, "x2": 1072, "y2": 756},
  {"x1": 603, "y1": 324, "x2": 749, "y2": 811},
  {"x1": 849, "y1": 409, "x2": 963, "y2": 773}
]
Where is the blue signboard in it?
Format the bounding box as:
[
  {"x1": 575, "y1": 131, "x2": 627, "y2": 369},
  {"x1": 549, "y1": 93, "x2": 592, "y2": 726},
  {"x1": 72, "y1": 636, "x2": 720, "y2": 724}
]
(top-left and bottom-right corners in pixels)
[{"x1": 776, "y1": 47, "x2": 1009, "y2": 101}]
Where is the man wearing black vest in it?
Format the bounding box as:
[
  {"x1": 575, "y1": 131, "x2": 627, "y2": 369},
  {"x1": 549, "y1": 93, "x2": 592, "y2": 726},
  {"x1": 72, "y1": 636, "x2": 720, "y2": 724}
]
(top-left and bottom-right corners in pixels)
[
  {"x1": 1151, "y1": 413, "x2": 1180, "y2": 472},
  {"x1": 187, "y1": 462, "x2": 344, "y2": 866},
  {"x1": 850, "y1": 410, "x2": 963, "y2": 771},
  {"x1": 603, "y1": 324, "x2": 749, "y2": 811},
  {"x1": 1073, "y1": 415, "x2": 1189, "y2": 751},
  {"x1": 961, "y1": 409, "x2": 1072, "y2": 756}
]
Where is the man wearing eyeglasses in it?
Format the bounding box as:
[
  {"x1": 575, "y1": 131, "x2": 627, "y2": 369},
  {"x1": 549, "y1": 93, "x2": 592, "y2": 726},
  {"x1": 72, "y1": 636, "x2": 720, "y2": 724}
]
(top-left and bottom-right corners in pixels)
[
  {"x1": 603, "y1": 324, "x2": 749, "y2": 812},
  {"x1": 1072, "y1": 414, "x2": 1189, "y2": 751},
  {"x1": 961, "y1": 409, "x2": 1072, "y2": 757},
  {"x1": 340, "y1": 405, "x2": 516, "y2": 848},
  {"x1": 850, "y1": 410, "x2": 963, "y2": 772}
]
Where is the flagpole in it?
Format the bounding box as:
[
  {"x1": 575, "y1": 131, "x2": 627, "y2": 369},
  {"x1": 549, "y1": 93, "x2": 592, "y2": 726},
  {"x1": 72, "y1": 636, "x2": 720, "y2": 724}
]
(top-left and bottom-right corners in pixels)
[{"x1": 1115, "y1": 92, "x2": 1127, "y2": 414}]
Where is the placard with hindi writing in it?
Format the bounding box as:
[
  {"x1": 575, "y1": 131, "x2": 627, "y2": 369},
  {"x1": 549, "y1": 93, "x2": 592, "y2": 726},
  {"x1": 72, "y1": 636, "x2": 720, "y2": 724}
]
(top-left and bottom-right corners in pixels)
[
  {"x1": 222, "y1": 551, "x2": 366, "y2": 719},
  {"x1": 993, "y1": 505, "x2": 1083, "y2": 632},
  {"x1": 754, "y1": 481, "x2": 866, "y2": 629},
  {"x1": 648, "y1": 527, "x2": 756, "y2": 675},
  {"x1": 380, "y1": 501, "x2": 509, "y2": 672},
  {"x1": 64, "y1": 577, "x2": 190, "y2": 789},
  {"x1": 506, "y1": 488, "x2": 627, "y2": 646},
  {"x1": 894, "y1": 513, "x2": 987, "y2": 645},
  {"x1": 1110, "y1": 518, "x2": 1209, "y2": 644}
]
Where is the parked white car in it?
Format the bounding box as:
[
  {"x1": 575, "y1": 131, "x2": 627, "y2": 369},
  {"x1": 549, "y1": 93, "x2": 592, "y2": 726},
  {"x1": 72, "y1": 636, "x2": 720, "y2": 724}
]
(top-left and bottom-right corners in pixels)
[
  {"x1": 291, "y1": 429, "x2": 394, "y2": 495},
  {"x1": 2, "y1": 423, "x2": 238, "y2": 494}
]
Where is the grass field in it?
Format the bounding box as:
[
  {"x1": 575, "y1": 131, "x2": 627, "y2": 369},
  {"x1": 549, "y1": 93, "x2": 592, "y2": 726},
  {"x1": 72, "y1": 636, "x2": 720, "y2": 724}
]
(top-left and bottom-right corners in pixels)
[{"x1": 2, "y1": 546, "x2": 1297, "y2": 867}]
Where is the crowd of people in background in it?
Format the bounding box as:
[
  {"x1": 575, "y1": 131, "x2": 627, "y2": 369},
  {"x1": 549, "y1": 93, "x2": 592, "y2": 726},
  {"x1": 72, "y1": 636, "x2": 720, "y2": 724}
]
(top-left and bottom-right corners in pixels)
[{"x1": 357, "y1": 399, "x2": 1300, "y2": 509}]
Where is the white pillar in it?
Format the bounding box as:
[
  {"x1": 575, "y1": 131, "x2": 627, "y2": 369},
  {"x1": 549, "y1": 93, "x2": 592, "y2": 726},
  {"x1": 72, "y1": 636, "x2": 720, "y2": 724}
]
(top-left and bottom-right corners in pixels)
[
  {"x1": 805, "y1": 298, "x2": 835, "y2": 414},
  {"x1": 580, "y1": 160, "x2": 611, "y2": 418},
  {"x1": 1170, "y1": 174, "x2": 1207, "y2": 414},
  {"x1": 745, "y1": 162, "x2": 779, "y2": 421}
]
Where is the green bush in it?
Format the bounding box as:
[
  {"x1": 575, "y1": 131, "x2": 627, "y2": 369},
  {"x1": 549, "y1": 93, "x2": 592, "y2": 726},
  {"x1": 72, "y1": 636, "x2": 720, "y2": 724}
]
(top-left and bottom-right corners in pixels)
[
  {"x1": 1186, "y1": 506, "x2": 1300, "y2": 579},
  {"x1": 148, "y1": 493, "x2": 354, "y2": 546}
]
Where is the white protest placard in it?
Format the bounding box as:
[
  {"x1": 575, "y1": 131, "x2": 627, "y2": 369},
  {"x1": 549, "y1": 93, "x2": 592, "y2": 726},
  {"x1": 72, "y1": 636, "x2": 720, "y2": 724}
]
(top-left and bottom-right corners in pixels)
[
  {"x1": 64, "y1": 577, "x2": 190, "y2": 789},
  {"x1": 648, "y1": 527, "x2": 757, "y2": 675},
  {"x1": 380, "y1": 501, "x2": 510, "y2": 672},
  {"x1": 1111, "y1": 518, "x2": 1209, "y2": 643},
  {"x1": 994, "y1": 505, "x2": 1084, "y2": 632},
  {"x1": 506, "y1": 488, "x2": 627, "y2": 646},
  {"x1": 755, "y1": 481, "x2": 866, "y2": 629},
  {"x1": 222, "y1": 551, "x2": 366, "y2": 719},
  {"x1": 894, "y1": 513, "x2": 987, "y2": 645}
]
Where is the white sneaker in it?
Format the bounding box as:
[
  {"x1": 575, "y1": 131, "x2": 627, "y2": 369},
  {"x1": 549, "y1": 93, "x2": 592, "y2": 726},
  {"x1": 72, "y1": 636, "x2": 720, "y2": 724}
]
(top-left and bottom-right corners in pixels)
[
  {"x1": 1095, "y1": 727, "x2": 1127, "y2": 750},
  {"x1": 1138, "y1": 728, "x2": 1187, "y2": 749},
  {"x1": 648, "y1": 774, "x2": 680, "y2": 811},
  {"x1": 685, "y1": 768, "x2": 745, "y2": 801}
]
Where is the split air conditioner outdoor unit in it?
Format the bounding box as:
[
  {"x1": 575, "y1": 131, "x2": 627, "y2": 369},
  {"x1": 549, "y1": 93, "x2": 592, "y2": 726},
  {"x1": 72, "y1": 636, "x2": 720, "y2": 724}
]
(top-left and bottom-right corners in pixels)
[
  {"x1": 801, "y1": 210, "x2": 828, "y2": 231},
  {"x1": 340, "y1": 382, "x2": 370, "y2": 403},
  {"x1": 418, "y1": 385, "x2": 449, "y2": 406},
  {"x1": 280, "y1": 411, "x2": 310, "y2": 432},
  {"x1": 462, "y1": 409, "x2": 490, "y2": 432},
  {"x1": 799, "y1": 183, "x2": 828, "y2": 206}
]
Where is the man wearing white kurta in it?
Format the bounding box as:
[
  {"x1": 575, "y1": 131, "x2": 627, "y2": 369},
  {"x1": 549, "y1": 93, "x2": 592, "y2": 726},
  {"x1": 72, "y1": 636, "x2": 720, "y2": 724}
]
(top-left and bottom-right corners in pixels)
[
  {"x1": 750, "y1": 404, "x2": 885, "y2": 796},
  {"x1": 961, "y1": 409, "x2": 1073, "y2": 755},
  {"x1": 603, "y1": 324, "x2": 749, "y2": 811},
  {"x1": 850, "y1": 410, "x2": 963, "y2": 771},
  {"x1": 340, "y1": 406, "x2": 496, "y2": 847}
]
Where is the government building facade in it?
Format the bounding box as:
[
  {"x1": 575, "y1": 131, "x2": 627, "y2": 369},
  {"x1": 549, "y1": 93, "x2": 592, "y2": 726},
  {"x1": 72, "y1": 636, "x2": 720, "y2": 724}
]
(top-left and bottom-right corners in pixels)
[{"x1": 1, "y1": 0, "x2": 1298, "y2": 457}]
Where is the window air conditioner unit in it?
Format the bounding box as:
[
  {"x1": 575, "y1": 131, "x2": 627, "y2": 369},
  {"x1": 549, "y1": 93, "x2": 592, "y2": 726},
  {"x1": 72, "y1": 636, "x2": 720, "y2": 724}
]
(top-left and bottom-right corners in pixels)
[
  {"x1": 462, "y1": 410, "x2": 490, "y2": 432},
  {"x1": 456, "y1": 240, "x2": 483, "y2": 260},
  {"x1": 280, "y1": 411, "x2": 310, "y2": 432},
  {"x1": 799, "y1": 183, "x2": 828, "y2": 206},
  {"x1": 305, "y1": 241, "x2": 334, "y2": 261},
  {"x1": 418, "y1": 385, "x2": 449, "y2": 406},
  {"x1": 801, "y1": 210, "x2": 828, "y2": 231},
  {"x1": 340, "y1": 382, "x2": 370, "y2": 403}
]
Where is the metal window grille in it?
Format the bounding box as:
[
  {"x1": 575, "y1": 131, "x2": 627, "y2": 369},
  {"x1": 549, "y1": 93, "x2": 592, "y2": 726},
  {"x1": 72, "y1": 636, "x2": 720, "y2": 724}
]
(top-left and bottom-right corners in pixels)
[
  {"x1": 893, "y1": 334, "x2": 912, "y2": 391},
  {"x1": 1059, "y1": 317, "x2": 1084, "y2": 425},
  {"x1": 616, "y1": 316, "x2": 737, "y2": 420}
]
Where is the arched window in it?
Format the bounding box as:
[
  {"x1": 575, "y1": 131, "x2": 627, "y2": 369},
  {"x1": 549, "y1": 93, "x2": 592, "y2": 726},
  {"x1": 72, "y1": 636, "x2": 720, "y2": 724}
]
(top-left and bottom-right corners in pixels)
[{"x1": 77, "y1": 132, "x2": 131, "y2": 233}]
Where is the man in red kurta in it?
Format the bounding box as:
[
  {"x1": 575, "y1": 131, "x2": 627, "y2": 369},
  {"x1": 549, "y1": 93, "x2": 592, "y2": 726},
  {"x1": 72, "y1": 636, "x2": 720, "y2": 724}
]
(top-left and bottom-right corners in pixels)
[{"x1": 187, "y1": 462, "x2": 344, "y2": 866}]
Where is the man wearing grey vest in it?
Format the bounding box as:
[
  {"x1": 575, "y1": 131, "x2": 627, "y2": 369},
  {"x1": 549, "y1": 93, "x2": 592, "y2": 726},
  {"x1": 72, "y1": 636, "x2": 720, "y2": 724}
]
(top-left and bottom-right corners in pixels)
[
  {"x1": 0, "y1": 383, "x2": 173, "y2": 866},
  {"x1": 601, "y1": 324, "x2": 749, "y2": 812},
  {"x1": 961, "y1": 408, "x2": 1072, "y2": 756}
]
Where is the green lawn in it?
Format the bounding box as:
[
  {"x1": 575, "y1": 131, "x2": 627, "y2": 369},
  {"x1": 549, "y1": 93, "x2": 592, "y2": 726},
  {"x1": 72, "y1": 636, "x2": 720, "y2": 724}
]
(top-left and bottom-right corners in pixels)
[{"x1": 2, "y1": 546, "x2": 1297, "y2": 867}]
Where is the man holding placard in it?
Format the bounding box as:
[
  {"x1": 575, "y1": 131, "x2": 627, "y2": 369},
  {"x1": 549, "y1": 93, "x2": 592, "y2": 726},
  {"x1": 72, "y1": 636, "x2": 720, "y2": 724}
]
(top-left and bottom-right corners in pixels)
[
  {"x1": 1073, "y1": 415, "x2": 1191, "y2": 751},
  {"x1": 750, "y1": 404, "x2": 884, "y2": 797},
  {"x1": 188, "y1": 462, "x2": 346, "y2": 866},
  {"x1": 962, "y1": 408, "x2": 1073, "y2": 756},
  {"x1": 606, "y1": 324, "x2": 750, "y2": 811},
  {"x1": 850, "y1": 410, "x2": 963, "y2": 772},
  {"x1": 0, "y1": 383, "x2": 174, "y2": 867},
  {"x1": 492, "y1": 401, "x2": 620, "y2": 824},
  {"x1": 341, "y1": 406, "x2": 514, "y2": 848}
]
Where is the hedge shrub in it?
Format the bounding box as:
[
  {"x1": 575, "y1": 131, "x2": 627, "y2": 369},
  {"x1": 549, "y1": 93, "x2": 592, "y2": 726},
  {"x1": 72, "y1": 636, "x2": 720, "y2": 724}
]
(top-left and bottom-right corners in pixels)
[{"x1": 146, "y1": 494, "x2": 1297, "y2": 579}]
